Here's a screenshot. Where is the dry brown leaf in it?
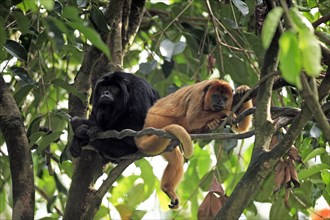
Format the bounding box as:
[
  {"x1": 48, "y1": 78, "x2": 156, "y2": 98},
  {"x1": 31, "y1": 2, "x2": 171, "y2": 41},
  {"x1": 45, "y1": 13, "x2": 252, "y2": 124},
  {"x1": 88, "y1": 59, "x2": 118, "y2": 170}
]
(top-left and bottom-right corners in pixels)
[
  {"x1": 288, "y1": 158, "x2": 300, "y2": 188},
  {"x1": 198, "y1": 176, "x2": 227, "y2": 220},
  {"x1": 284, "y1": 188, "x2": 291, "y2": 208},
  {"x1": 207, "y1": 54, "x2": 216, "y2": 72},
  {"x1": 198, "y1": 192, "x2": 223, "y2": 219},
  {"x1": 285, "y1": 160, "x2": 292, "y2": 188},
  {"x1": 209, "y1": 175, "x2": 225, "y2": 195},
  {"x1": 288, "y1": 145, "x2": 302, "y2": 163},
  {"x1": 274, "y1": 159, "x2": 285, "y2": 192}
]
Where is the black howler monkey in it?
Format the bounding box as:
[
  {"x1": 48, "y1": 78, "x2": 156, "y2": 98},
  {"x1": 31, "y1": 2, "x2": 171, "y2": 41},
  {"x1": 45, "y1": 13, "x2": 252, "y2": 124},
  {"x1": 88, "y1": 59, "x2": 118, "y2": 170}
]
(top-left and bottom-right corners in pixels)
[{"x1": 70, "y1": 71, "x2": 159, "y2": 163}]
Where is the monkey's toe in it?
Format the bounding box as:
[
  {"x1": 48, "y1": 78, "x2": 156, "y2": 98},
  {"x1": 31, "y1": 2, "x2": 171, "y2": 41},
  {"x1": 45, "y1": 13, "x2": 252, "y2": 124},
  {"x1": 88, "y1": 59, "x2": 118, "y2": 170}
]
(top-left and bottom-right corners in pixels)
[{"x1": 168, "y1": 199, "x2": 179, "y2": 209}]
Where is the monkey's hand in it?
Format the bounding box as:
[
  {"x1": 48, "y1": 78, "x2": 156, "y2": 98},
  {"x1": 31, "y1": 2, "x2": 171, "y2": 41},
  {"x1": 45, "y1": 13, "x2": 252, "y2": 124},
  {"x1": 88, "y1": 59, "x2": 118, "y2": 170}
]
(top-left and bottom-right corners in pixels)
[
  {"x1": 74, "y1": 124, "x2": 90, "y2": 140},
  {"x1": 207, "y1": 118, "x2": 221, "y2": 131},
  {"x1": 87, "y1": 126, "x2": 103, "y2": 141},
  {"x1": 227, "y1": 113, "x2": 238, "y2": 129}
]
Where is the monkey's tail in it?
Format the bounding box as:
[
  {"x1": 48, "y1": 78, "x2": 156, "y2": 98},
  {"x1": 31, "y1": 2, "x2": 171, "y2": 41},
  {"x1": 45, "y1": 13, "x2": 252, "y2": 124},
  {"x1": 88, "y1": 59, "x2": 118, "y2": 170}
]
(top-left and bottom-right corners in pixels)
[
  {"x1": 164, "y1": 124, "x2": 193, "y2": 158},
  {"x1": 135, "y1": 124, "x2": 193, "y2": 158}
]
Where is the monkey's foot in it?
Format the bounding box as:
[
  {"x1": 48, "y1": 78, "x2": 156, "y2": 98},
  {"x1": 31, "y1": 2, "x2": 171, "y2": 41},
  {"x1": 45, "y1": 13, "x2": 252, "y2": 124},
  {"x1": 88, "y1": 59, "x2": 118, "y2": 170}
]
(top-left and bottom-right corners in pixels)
[
  {"x1": 207, "y1": 118, "x2": 221, "y2": 131},
  {"x1": 162, "y1": 187, "x2": 179, "y2": 209},
  {"x1": 168, "y1": 199, "x2": 179, "y2": 209},
  {"x1": 227, "y1": 114, "x2": 238, "y2": 128}
]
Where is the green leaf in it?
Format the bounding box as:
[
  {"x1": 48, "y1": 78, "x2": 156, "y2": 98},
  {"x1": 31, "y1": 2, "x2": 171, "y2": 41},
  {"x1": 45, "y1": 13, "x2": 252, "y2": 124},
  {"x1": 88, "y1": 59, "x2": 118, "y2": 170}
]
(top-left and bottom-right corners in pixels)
[
  {"x1": 126, "y1": 183, "x2": 145, "y2": 208},
  {"x1": 321, "y1": 170, "x2": 330, "y2": 185},
  {"x1": 3, "y1": 39, "x2": 28, "y2": 62},
  {"x1": 172, "y1": 41, "x2": 186, "y2": 56},
  {"x1": 279, "y1": 31, "x2": 302, "y2": 89},
  {"x1": 135, "y1": 159, "x2": 156, "y2": 199},
  {"x1": 14, "y1": 84, "x2": 35, "y2": 106},
  {"x1": 10, "y1": 66, "x2": 34, "y2": 84},
  {"x1": 232, "y1": 0, "x2": 249, "y2": 16},
  {"x1": 27, "y1": 116, "x2": 43, "y2": 137},
  {"x1": 269, "y1": 197, "x2": 291, "y2": 220},
  {"x1": 310, "y1": 124, "x2": 322, "y2": 138},
  {"x1": 40, "y1": 0, "x2": 54, "y2": 10},
  {"x1": 160, "y1": 39, "x2": 175, "y2": 61},
  {"x1": 12, "y1": 9, "x2": 30, "y2": 34},
  {"x1": 323, "y1": 189, "x2": 330, "y2": 205},
  {"x1": 46, "y1": 195, "x2": 57, "y2": 213},
  {"x1": 67, "y1": 21, "x2": 110, "y2": 59},
  {"x1": 139, "y1": 60, "x2": 157, "y2": 75},
  {"x1": 77, "y1": 0, "x2": 87, "y2": 8},
  {"x1": 303, "y1": 148, "x2": 326, "y2": 163},
  {"x1": 29, "y1": 131, "x2": 46, "y2": 149},
  {"x1": 62, "y1": 6, "x2": 81, "y2": 21},
  {"x1": 51, "y1": 79, "x2": 86, "y2": 102},
  {"x1": 290, "y1": 7, "x2": 314, "y2": 33},
  {"x1": 196, "y1": 147, "x2": 212, "y2": 179},
  {"x1": 54, "y1": 173, "x2": 67, "y2": 194},
  {"x1": 261, "y1": 7, "x2": 283, "y2": 49},
  {"x1": 0, "y1": 18, "x2": 6, "y2": 48},
  {"x1": 299, "y1": 31, "x2": 322, "y2": 77},
  {"x1": 0, "y1": 190, "x2": 5, "y2": 213},
  {"x1": 298, "y1": 163, "x2": 330, "y2": 180},
  {"x1": 110, "y1": 175, "x2": 139, "y2": 204},
  {"x1": 90, "y1": 5, "x2": 110, "y2": 32},
  {"x1": 36, "y1": 131, "x2": 63, "y2": 153},
  {"x1": 21, "y1": 0, "x2": 38, "y2": 12}
]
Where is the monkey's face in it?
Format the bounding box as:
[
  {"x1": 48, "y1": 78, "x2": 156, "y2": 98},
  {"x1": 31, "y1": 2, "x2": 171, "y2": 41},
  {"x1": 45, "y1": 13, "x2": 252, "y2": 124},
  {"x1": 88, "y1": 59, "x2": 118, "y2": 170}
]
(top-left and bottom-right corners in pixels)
[
  {"x1": 210, "y1": 92, "x2": 230, "y2": 111},
  {"x1": 93, "y1": 76, "x2": 129, "y2": 109},
  {"x1": 203, "y1": 81, "x2": 233, "y2": 112},
  {"x1": 97, "y1": 85, "x2": 120, "y2": 106}
]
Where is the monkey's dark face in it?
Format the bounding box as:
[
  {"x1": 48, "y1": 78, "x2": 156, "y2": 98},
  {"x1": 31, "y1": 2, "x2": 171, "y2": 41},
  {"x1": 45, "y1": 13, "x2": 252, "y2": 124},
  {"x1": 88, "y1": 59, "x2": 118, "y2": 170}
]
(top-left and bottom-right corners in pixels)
[
  {"x1": 203, "y1": 81, "x2": 233, "y2": 112},
  {"x1": 210, "y1": 92, "x2": 229, "y2": 111},
  {"x1": 92, "y1": 75, "x2": 130, "y2": 126},
  {"x1": 97, "y1": 85, "x2": 120, "y2": 106}
]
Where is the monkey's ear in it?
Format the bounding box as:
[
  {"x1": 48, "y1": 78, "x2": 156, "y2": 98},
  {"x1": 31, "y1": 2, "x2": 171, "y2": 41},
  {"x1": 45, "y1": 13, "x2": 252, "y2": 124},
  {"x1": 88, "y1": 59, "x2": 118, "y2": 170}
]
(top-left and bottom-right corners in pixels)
[
  {"x1": 123, "y1": 78, "x2": 129, "y2": 85},
  {"x1": 203, "y1": 84, "x2": 212, "y2": 92}
]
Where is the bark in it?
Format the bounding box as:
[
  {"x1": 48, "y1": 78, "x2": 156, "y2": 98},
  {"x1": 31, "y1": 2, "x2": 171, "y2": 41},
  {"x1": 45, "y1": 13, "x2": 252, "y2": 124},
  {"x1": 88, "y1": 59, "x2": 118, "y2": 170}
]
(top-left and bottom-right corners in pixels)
[{"x1": 0, "y1": 76, "x2": 35, "y2": 220}]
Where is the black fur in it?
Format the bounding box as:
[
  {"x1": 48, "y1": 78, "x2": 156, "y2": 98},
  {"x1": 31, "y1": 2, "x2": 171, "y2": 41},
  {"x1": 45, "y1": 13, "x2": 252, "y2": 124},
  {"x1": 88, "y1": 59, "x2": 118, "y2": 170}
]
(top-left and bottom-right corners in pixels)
[{"x1": 70, "y1": 71, "x2": 159, "y2": 163}]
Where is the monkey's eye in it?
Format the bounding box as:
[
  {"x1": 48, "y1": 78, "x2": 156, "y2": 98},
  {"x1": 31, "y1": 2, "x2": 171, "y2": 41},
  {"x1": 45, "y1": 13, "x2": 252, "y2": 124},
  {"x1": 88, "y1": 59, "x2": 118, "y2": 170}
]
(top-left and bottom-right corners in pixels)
[{"x1": 110, "y1": 86, "x2": 120, "y2": 95}]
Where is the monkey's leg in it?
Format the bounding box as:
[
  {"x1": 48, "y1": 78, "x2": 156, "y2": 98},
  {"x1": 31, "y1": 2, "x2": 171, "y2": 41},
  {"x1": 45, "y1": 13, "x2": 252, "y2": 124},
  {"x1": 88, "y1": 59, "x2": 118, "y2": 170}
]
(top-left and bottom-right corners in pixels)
[{"x1": 161, "y1": 148, "x2": 184, "y2": 209}]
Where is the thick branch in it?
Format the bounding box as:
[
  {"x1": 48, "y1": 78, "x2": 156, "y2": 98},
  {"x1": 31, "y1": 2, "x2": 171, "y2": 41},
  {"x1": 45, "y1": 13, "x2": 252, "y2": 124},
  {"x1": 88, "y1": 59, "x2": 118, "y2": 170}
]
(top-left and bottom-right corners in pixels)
[
  {"x1": 0, "y1": 76, "x2": 35, "y2": 219},
  {"x1": 63, "y1": 150, "x2": 104, "y2": 220}
]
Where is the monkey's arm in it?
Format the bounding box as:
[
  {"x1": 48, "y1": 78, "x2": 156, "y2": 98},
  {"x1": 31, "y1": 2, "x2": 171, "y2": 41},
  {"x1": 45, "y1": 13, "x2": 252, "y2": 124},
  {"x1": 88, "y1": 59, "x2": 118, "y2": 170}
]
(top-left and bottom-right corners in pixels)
[{"x1": 231, "y1": 85, "x2": 253, "y2": 133}]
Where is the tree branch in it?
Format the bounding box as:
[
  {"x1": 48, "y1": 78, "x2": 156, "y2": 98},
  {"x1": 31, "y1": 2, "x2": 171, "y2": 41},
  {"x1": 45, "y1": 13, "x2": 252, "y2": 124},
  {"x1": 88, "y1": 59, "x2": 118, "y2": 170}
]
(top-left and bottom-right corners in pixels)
[{"x1": 0, "y1": 75, "x2": 35, "y2": 219}]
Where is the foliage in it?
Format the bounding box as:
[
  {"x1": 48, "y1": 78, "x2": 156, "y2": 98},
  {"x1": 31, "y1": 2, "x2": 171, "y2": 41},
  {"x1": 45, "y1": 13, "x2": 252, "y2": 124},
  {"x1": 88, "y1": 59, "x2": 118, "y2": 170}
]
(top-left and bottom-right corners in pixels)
[{"x1": 0, "y1": 0, "x2": 329, "y2": 219}]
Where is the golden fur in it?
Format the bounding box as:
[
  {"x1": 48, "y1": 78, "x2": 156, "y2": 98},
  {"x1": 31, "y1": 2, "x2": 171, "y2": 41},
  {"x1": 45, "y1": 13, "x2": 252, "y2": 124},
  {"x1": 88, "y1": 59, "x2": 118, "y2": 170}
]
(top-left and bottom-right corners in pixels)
[{"x1": 135, "y1": 79, "x2": 252, "y2": 209}]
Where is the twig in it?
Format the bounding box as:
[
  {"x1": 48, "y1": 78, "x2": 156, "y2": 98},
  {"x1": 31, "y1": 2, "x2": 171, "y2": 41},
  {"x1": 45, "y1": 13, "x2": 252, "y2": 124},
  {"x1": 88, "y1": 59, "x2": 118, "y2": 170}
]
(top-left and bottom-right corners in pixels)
[
  {"x1": 301, "y1": 75, "x2": 330, "y2": 141},
  {"x1": 35, "y1": 185, "x2": 63, "y2": 216}
]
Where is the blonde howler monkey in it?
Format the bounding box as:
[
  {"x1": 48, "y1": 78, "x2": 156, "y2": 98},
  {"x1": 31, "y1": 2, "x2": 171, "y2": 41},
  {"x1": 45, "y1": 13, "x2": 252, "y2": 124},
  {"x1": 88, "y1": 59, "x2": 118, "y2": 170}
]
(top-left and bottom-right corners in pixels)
[{"x1": 135, "y1": 79, "x2": 253, "y2": 209}]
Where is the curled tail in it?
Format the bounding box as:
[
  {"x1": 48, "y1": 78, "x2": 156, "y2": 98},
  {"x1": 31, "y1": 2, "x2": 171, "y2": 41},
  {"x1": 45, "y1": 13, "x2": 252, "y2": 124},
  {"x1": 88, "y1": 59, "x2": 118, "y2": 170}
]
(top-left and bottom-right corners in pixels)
[{"x1": 135, "y1": 124, "x2": 193, "y2": 158}]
